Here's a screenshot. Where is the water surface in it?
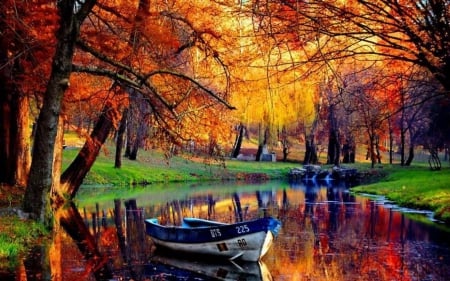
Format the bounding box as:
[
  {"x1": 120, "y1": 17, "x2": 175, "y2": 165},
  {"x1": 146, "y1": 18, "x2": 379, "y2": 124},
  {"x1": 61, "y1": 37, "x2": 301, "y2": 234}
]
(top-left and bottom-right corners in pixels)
[{"x1": 8, "y1": 180, "x2": 450, "y2": 280}]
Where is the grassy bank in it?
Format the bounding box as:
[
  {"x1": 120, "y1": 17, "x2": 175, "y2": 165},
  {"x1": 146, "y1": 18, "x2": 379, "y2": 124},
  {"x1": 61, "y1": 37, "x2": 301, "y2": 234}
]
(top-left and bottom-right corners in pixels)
[
  {"x1": 1, "y1": 143, "x2": 449, "y2": 272},
  {"x1": 62, "y1": 144, "x2": 294, "y2": 185},
  {"x1": 65, "y1": 144, "x2": 449, "y2": 224},
  {"x1": 0, "y1": 216, "x2": 48, "y2": 271},
  {"x1": 351, "y1": 165, "x2": 450, "y2": 224}
]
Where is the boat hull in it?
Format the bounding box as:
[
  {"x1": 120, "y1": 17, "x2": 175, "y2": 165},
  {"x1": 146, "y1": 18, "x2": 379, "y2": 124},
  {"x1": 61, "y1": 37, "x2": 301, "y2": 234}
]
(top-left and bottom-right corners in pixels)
[{"x1": 145, "y1": 217, "x2": 281, "y2": 262}]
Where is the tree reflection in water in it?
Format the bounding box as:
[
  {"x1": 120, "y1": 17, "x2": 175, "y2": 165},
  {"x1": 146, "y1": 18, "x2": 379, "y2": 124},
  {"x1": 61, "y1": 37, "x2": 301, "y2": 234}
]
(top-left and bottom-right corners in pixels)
[{"x1": 9, "y1": 181, "x2": 450, "y2": 280}]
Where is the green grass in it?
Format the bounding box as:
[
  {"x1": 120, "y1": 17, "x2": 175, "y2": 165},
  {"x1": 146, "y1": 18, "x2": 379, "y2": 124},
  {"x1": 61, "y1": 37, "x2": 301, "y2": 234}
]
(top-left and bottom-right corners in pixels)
[
  {"x1": 62, "y1": 143, "x2": 294, "y2": 185},
  {"x1": 351, "y1": 164, "x2": 450, "y2": 223},
  {"x1": 0, "y1": 216, "x2": 48, "y2": 270},
  {"x1": 63, "y1": 142, "x2": 450, "y2": 224}
]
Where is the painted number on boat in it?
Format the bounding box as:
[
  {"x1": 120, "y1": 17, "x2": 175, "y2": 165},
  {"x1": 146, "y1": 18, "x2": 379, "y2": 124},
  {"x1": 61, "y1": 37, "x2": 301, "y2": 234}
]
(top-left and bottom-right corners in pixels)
[
  {"x1": 236, "y1": 224, "x2": 250, "y2": 234},
  {"x1": 237, "y1": 239, "x2": 247, "y2": 248},
  {"x1": 210, "y1": 228, "x2": 221, "y2": 238}
]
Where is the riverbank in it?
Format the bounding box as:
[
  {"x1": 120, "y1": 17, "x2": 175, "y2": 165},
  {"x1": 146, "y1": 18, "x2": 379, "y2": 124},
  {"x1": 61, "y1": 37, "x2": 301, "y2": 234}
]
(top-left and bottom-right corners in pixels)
[
  {"x1": 1, "y1": 147, "x2": 449, "y2": 272},
  {"x1": 60, "y1": 147, "x2": 450, "y2": 225},
  {"x1": 0, "y1": 214, "x2": 48, "y2": 273},
  {"x1": 351, "y1": 165, "x2": 450, "y2": 224}
]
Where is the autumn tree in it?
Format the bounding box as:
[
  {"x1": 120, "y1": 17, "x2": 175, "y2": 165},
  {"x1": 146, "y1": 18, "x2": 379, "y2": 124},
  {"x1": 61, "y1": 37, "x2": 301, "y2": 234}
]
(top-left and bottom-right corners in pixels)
[
  {"x1": 0, "y1": 1, "x2": 58, "y2": 187},
  {"x1": 2, "y1": 0, "x2": 236, "y2": 222},
  {"x1": 254, "y1": 0, "x2": 450, "y2": 93}
]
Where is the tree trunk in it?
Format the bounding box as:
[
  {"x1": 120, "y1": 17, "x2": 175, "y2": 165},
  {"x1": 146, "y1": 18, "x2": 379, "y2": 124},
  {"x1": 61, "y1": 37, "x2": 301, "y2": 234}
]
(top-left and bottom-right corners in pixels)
[
  {"x1": 368, "y1": 137, "x2": 376, "y2": 168},
  {"x1": 375, "y1": 135, "x2": 382, "y2": 164},
  {"x1": 326, "y1": 105, "x2": 340, "y2": 166},
  {"x1": 0, "y1": 85, "x2": 16, "y2": 185},
  {"x1": 0, "y1": 51, "x2": 30, "y2": 186},
  {"x1": 128, "y1": 116, "x2": 146, "y2": 160},
  {"x1": 327, "y1": 129, "x2": 340, "y2": 166},
  {"x1": 0, "y1": 14, "x2": 18, "y2": 185},
  {"x1": 405, "y1": 145, "x2": 414, "y2": 166},
  {"x1": 280, "y1": 126, "x2": 289, "y2": 162},
  {"x1": 15, "y1": 95, "x2": 31, "y2": 186},
  {"x1": 388, "y1": 118, "x2": 393, "y2": 164},
  {"x1": 255, "y1": 144, "x2": 263, "y2": 162},
  {"x1": 303, "y1": 110, "x2": 319, "y2": 164},
  {"x1": 23, "y1": 0, "x2": 85, "y2": 221},
  {"x1": 59, "y1": 102, "x2": 121, "y2": 200},
  {"x1": 400, "y1": 128, "x2": 406, "y2": 166},
  {"x1": 51, "y1": 116, "x2": 64, "y2": 205},
  {"x1": 428, "y1": 148, "x2": 441, "y2": 170},
  {"x1": 231, "y1": 123, "x2": 244, "y2": 158},
  {"x1": 115, "y1": 108, "x2": 128, "y2": 168},
  {"x1": 304, "y1": 136, "x2": 318, "y2": 165},
  {"x1": 256, "y1": 125, "x2": 269, "y2": 162}
]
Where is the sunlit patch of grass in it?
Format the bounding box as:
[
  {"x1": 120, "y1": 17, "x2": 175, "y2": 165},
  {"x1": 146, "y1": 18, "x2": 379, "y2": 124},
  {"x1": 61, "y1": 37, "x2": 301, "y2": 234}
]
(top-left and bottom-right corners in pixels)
[
  {"x1": 0, "y1": 216, "x2": 48, "y2": 270},
  {"x1": 351, "y1": 166, "x2": 450, "y2": 223},
  {"x1": 62, "y1": 142, "x2": 295, "y2": 186}
]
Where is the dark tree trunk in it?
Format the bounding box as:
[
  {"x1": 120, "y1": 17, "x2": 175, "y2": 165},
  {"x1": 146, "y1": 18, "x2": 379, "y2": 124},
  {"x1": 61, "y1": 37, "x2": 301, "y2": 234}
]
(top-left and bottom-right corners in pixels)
[
  {"x1": 129, "y1": 139, "x2": 139, "y2": 160},
  {"x1": 303, "y1": 138, "x2": 318, "y2": 165},
  {"x1": 280, "y1": 126, "x2": 289, "y2": 162},
  {"x1": 388, "y1": 118, "x2": 393, "y2": 164},
  {"x1": 255, "y1": 145, "x2": 263, "y2": 162},
  {"x1": 400, "y1": 92, "x2": 406, "y2": 166},
  {"x1": 59, "y1": 102, "x2": 120, "y2": 200},
  {"x1": 231, "y1": 123, "x2": 244, "y2": 158},
  {"x1": 405, "y1": 145, "x2": 414, "y2": 166},
  {"x1": 428, "y1": 148, "x2": 441, "y2": 170},
  {"x1": 128, "y1": 117, "x2": 146, "y2": 160},
  {"x1": 115, "y1": 108, "x2": 128, "y2": 168},
  {"x1": 375, "y1": 135, "x2": 382, "y2": 164},
  {"x1": 256, "y1": 125, "x2": 269, "y2": 162},
  {"x1": 303, "y1": 110, "x2": 319, "y2": 164},
  {"x1": 23, "y1": 0, "x2": 90, "y2": 222},
  {"x1": 0, "y1": 84, "x2": 16, "y2": 185},
  {"x1": 367, "y1": 136, "x2": 376, "y2": 168},
  {"x1": 326, "y1": 105, "x2": 340, "y2": 166},
  {"x1": 327, "y1": 129, "x2": 340, "y2": 166},
  {"x1": 0, "y1": 47, "x2": 30, "y2": 186},
  {"x1": 282, "y1": 145, "x2": 288, "y2": 162},
  {"x1": 400, "y1": 128, "x2": 406, "y2": 165},
  {"x1": 125, "y1": 128, "x2": 132, "y2": 158},
  {"x1": 124, "y1": 91, "x2": 148, "y2": 160}
]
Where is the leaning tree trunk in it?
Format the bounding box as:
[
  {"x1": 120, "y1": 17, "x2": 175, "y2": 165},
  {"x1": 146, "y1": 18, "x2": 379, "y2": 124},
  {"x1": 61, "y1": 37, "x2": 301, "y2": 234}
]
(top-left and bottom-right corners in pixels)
[
  {"x1": 231, "y1": 123, "x2": 244, "y2": 158},
  {"x1": 405, "y1": 145, "x2": 414, "y2": 166},
  {"x1": 58, "y1": 102, "x2": 121, "y2": 201}
]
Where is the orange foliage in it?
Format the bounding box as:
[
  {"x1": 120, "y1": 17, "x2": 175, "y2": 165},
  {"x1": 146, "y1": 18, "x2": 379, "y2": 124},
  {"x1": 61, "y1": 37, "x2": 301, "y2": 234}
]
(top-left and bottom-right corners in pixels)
[{"x1": 3, "y1": 1, "x2": 59, "y2": 99}]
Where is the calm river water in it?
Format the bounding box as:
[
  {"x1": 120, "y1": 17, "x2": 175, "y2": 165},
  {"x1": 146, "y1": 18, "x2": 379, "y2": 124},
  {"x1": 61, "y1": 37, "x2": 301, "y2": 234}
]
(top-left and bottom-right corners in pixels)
[{"x1": 6, "y1": 180, "x2": 450, "y2": 280}]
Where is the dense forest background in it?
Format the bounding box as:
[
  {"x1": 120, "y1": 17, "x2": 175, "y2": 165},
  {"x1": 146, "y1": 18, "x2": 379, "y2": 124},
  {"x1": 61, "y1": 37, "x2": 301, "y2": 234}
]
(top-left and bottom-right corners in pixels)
[{"x1": 1, "y1": 0, "x2": 449, "y2": 223}]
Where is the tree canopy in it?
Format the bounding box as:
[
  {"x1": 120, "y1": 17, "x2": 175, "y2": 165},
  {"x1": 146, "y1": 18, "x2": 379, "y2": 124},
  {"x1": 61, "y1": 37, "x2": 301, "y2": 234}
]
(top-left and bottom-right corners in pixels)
[{"x1": 0, "y1": 0, "x2": 449, "y2": 222}]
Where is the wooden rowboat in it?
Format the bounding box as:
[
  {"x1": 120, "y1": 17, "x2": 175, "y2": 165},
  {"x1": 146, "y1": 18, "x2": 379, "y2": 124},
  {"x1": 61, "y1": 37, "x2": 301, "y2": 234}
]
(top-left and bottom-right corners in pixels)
[{"x1": 145, "y1": 217, "x2": 281, "y2": 262}]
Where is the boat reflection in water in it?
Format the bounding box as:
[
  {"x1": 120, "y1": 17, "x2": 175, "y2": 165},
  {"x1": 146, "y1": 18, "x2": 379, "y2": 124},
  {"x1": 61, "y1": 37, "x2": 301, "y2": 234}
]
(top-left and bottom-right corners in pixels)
[
  {"x1": 146, "y1": 254, "x2": 272, "y2": 281},
  {"x1": 9, "y1": 180, "x2": 449, "y2": 281}
]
